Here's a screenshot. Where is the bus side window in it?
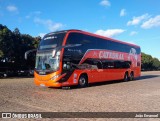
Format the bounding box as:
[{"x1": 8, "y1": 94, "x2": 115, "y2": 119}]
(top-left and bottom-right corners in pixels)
[
  {"x1": 102, "y1": 62, "x2": 107, "y2": 69},
  {"x1": 83, "y1": 59, "x2": 98, "y2": 69},
  {"x1": 108, "y1": 62, "x2": 114, "y2": 68},
  {"x1": 121, "y1": 61, "x2": 131, "y2": 69},
  {"x1": 114, "y1": 61, "x2": 122, "y2": 69},
  {"x1": 66, "y1": 33, "x2": 83, "y2": 45},
  {"x1": 102, "y1": 61, "x2": 114, "y2": 69},
  {"x1": 96, "y1": 61, "x2": 103, "y2": 69}
]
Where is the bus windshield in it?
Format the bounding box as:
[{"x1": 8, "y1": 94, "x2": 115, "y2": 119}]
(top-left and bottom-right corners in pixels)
[
  {"x1": 35, "y1": 52, "x2": 60, "y2": 72},
  {"x1": 39, "y1": 32, "x2": 66, "y2": 50}
]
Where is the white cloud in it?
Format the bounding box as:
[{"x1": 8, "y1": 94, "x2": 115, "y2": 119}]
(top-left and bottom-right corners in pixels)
[
  {"x1": 25, "y1": 11, "x2": 42, "y2": 19},
  {"x1": 100, "y1": 0, "x2": 110, "y2": 7},
  {"x1": 141, "y1": 15, "x2": 160, "y2": 29},
  {"x1": 130, "y1": 31, "x2": 138, "y2": 36},
  {"x1": 95, "y1": 29, "x2": 125, "y2": 37},
  {"x1": 39, "y1": 33, "x2": 46, "y2": 38},
  {"x1": 6, "y1": 5, "x2": 18, "y2": 12},
  {"x1": 127, "y1": 13, "x2": 150, "y2": 26},
  {"x1": 120, "y1": 9, "x2": 126, "y2": 17},
  {"x1": 34, "y1": 17, "x2": 63, "y2": 31}
]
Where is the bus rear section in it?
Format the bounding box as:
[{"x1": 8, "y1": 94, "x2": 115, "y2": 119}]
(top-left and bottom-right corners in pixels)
[{"x1": 33, "y1": 30, "x2": 141, "y2": 88}]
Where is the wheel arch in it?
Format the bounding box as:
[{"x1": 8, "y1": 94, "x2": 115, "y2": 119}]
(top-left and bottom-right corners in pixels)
[
  {"x1": 78, "y1": 73, "x2": 89, "y2": 88},
  {"x1": 79, "y1": 73, "x2": 88, "y2": 83}
]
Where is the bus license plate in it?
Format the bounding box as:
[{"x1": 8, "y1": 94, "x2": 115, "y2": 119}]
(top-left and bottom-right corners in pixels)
[{"x1": 40, "y1": 84, "x2": 45, "y2": 87}]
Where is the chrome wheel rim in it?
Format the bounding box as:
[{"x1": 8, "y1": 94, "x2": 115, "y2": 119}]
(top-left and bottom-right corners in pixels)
[{"x1": 79, "y1": 77, "x2": 86, "y2": 86}]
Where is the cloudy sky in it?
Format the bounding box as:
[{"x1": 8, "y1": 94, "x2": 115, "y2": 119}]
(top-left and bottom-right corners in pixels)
[{"x1": 0, "y1": 0, "x2": 160, "y2": 59}]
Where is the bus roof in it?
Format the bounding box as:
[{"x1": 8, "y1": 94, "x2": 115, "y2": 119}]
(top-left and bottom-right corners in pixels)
[{"x1": 46, "y1": 29, "x2": 140, "y2": 48}]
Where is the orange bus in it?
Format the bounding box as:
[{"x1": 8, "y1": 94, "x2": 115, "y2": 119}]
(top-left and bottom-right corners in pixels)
[{"x1": 32, "y1": 30, "x2": 141, "y2": 88}]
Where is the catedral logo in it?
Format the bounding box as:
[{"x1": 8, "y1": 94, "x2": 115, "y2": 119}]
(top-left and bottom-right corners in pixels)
[
  {"x1": 99, "y1": 51, "x2": 124, "y2": 60},
  {"x1": 79, "y1": 48, "x2": 139, "y2": 65}
]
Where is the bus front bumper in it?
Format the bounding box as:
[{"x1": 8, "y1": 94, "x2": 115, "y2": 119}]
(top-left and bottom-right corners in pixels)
[
  {"x1": 34, "y1": 78, "x2": 62, "y2": 87},
  {"x1": 34, "y1": 71, "x2": 66, "y2": 87}
]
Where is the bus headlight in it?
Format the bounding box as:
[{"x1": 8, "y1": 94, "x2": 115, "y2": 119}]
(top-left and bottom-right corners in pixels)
[
  {"x1": 51, "y1": 74, "x2": 61, "y2": 80},
  {"x1": 56, "y1": 51, "x2": 60, "y2": 56}
]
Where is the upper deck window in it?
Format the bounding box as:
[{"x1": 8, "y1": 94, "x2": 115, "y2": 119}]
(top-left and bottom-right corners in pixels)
[{"x1": 39, "y1": 32, "x2": 66, "y2": 50}]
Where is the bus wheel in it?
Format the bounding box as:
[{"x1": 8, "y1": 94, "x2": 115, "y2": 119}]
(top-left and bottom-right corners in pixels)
[
  {"x1": 123, "y1": 72, "x2": 129, "y2": 82},
  {"x1": 129, "y1": 72, "x2": 134, "y2": 81},
  {"x1": 78, "y1": 75, "x2": 88, "y2": 88}
]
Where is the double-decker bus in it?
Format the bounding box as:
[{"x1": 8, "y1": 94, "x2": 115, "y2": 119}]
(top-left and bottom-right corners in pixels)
[{"x1": 30, "y1": 30, "x2": 141, "y2": 88}]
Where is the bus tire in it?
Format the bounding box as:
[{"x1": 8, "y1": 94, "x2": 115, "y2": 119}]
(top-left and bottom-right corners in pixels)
[
  {"x1": 78, "y1": 74, "x2": 88, "y2": 88},
  {"x1": 123, "y1": 72, "x2": 129, "y2": 82},
  {"x1": 129, "y1": 72, "x2": 134, "y2": 81}
]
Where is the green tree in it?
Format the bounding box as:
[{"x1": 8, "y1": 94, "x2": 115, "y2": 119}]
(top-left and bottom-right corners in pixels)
[
  {"x1": 141, "y1": 52, "x2": 160, "y2": 71},
  {"x1": 0, "y1": 50, "x2": 3, "y2": 57},
  {"x1": 152, "y1": 58, "x2": 160, "y2": 70},
  {"x1": 0, "y1": 24, "x2": 14, "y2": 62},
  {"x1": 33, "y1": 36, "x2": 41, "y2": 48},
  {"x1": 0, "y1": 24, "x2": 40, "y2": 71}
]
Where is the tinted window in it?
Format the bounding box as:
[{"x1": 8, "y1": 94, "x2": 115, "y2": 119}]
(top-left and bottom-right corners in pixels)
[
  {"x1": 66, "y1": 32, "x2": 140, "y2": 54},
  {"x1": 66, "y1": 33, "x2": 83, "y2": 45},
  {"x1": 114, "y1": 61, "x2": 131, "y2": 69},
  {"x1": 83, "y1": 35, "x2": 109, "y2": 49},
  {"x1": 82, "y1": 34, "x2": 97, "y2": 49},
  {"x1": 83, "y1": 59, "x2": 103, "y2": 69},
  {"x1": 102, "y1": 60, "x2": 131, "y2": 69},
  {"x1": 107, "y1": 41, "x2": 140, "y2": 54},
  {"x1": 102, "y1": 60, "x2": 114, "y2": 69},
  {"x1": 66, "y1": 33, "x2": 97, "y2": 54},
  {"x1": 39, "y1": 32, "x2": 66, "y2": 50}
]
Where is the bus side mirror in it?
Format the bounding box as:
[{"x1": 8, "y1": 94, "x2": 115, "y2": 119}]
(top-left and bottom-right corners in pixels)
[
  {"x1": 52, "y1": 50, "x2": 56, "y2": 58},
  {"x1": 24, "y1": 49, "x2": 37, "y2": 60}
]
